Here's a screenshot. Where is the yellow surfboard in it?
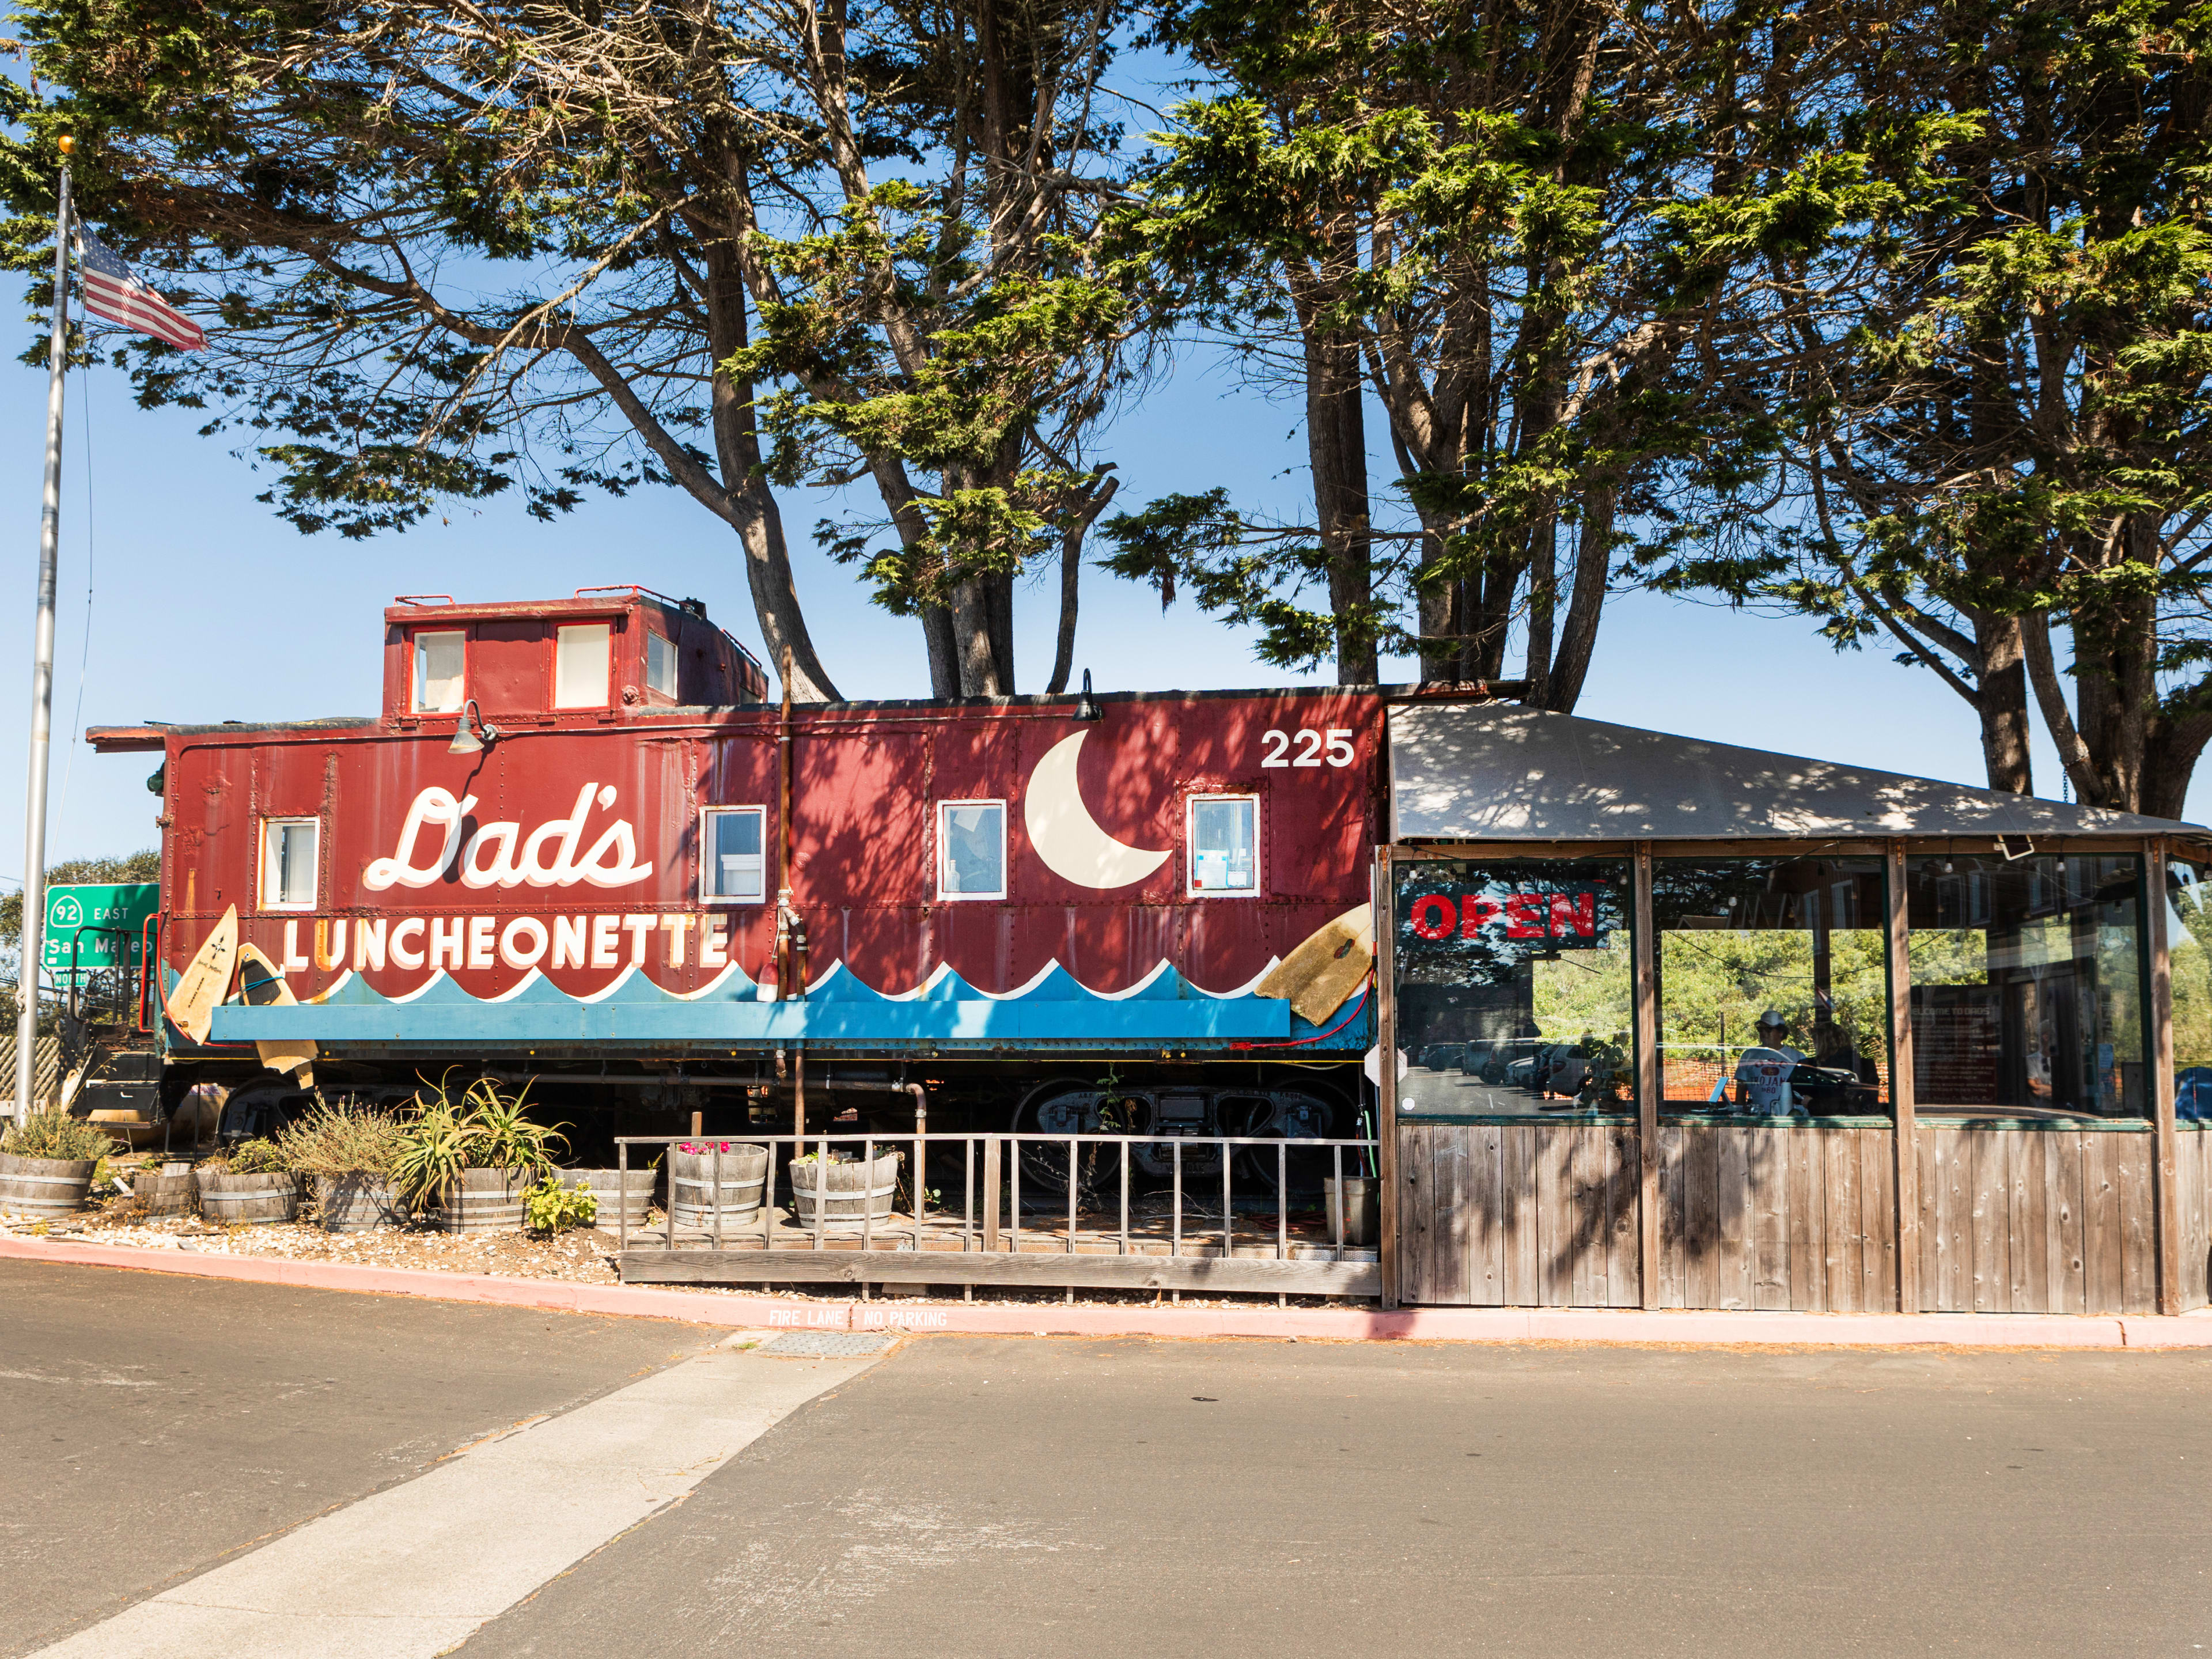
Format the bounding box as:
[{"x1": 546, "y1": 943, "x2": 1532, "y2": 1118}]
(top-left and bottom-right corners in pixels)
[
  {"x1": 162, "y1": 906, "x2": 238, "y2": 1046},
  {"x1": 236, "y1": 942, "x2": 317, "y2": 1084},
  {"x1": 1257, "y1": 903, "x2": 1374, "y2": 1026}
]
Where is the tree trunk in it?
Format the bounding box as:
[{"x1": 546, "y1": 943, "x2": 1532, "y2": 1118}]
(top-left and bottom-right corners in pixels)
[
  {"x1": 1046, "y1": 521, "x2": 1081, "y2": 695},
  {"x1": 1972, "y1": 612, "x2": 2033, "y2": 793},
  {"x1": 702, "y1": 243, "x2": 839, "y2": 702},
  {"x1": 921, "y1": 604, "x2": 960, "y2": 699},
  {"x1": 1543, "y1": 483, "x2": 1616, "y2": 711},
  {"x1": 950, "y1": 579, "x2": 1002, "y2": 696},
  {"x1": 1305, "y1": 326, "x2": 1376, "y2": 685}
]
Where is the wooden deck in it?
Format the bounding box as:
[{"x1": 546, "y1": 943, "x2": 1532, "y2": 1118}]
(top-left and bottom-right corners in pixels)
[{"x1": 618, "y1": 1206, "x2": 1382, "y2": 1296}]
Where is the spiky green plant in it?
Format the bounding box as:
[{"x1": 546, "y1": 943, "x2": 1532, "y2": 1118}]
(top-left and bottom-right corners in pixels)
[{"x1": 1, "y1": 1109, "x2": 118, "y2": 1163}]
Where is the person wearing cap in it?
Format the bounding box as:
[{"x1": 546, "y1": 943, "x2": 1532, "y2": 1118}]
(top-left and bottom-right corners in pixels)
[{"x1": 1733, "y1": 1009, "x2": 1806, "y2": 1115}]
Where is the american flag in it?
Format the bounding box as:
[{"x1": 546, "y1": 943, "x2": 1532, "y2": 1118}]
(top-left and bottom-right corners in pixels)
[{"x1": 75, "y1": 226, "x2": 206, "y2": 351}]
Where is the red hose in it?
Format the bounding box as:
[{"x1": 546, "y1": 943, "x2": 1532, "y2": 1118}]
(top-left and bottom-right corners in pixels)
[{"x1": 1230, "y1": 976, "x2": 1373, "y2": 1051}]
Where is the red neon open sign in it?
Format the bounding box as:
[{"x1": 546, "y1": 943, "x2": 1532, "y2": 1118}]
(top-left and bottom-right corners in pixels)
[{"x1": 1403, "y1": 888, "x2": 1604, "y2": 948}]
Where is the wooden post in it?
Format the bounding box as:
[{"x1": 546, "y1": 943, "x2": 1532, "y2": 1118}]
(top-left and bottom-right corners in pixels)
[
  {"x1": 1634, "y1": 842, "x2": 1660, "y2": 1308},
  {"x1": 2149, "y1": 839, "x2": 2181, "y2": 1316},
  {"x1": 982, "y1": 1135, "x2": 1002, "y2": 1254},
  {"x1": 1374, "y1": 847, "x2": 1400, "y2": 1310},
  {"x1": 1887, "y1": 839, "x2": 1921, "y2": 1313}
]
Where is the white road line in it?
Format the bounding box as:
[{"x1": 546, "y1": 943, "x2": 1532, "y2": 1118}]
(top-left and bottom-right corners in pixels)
[{"x1": 32, "y1": 1334, "x2": 882, "y2": 1659}]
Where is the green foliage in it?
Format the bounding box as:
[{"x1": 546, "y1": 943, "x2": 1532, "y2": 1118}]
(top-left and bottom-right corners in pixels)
[
  {"x1": 524, "y1": 1174, "x2": 597, "y2": 1235},
  {"x1": 0, "y1": 1108, "x2": 118, "y2": 1162},
  {"x1": 196, "y1": 1136, "x2": 294, "y2": 1180},
  {"x1": 0, "y1": 851, "x2": 159, "y2": 948},
  {"x1": 275, "y1": 1096, "x2": 406, "y2": 1181},
  {"x1": 392, "y1": 1074, "x2": 565, "y2": 1208}
]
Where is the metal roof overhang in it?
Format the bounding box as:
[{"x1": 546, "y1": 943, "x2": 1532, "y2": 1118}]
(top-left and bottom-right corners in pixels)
[{"x1": 1389, "y1": 702, "x2": 2210, "y2": 847}]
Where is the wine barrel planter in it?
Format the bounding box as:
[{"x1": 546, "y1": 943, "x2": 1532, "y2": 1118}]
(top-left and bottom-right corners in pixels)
[
  {"x1": 569, "y1": 1167, "x2": 658, "y2": 1232},
  {"x1": 668, "y1": 1146, "x2": 768, "y2": 1234},
  {"x1": 196, "y1": 1169, "x2": 301, "y2": 1225},
  {"x1": 137, "y1": 1163, "x2": 195, "y2": 1218},
  {"x1": 427, "y1": 1168, "x2": 527, "y2": 1233},
  {"x1": 315, "y1": 1174, "x2": 404, "y2": 1233},
  {"x1": 790, "y1": 1149, "x2": 903, "y2": 1230},
  {"x1": 0, "y1": 1153, "x2": 96, "y2": 1219}
]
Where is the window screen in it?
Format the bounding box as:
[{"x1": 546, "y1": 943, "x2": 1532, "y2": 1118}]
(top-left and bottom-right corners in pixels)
[
  {"x1": 938, "y1": 801, "x2": 1005, "y2": 897},
  {"x1": 412, "y1": 631, "x2": 464, "y2": 713},
  {"x1": 261, "y1": 819, "x2": 319, "y2": 910},
  {"x1": 555, "y1": 623, "x2": 611, "y2": 708},
  {"x1": 646, "y1": 631, "x2": 678, "y2": 699},
  {"x1": 1188, "y1": 796, "x2": 1258, "y2": 893},
  {"x1": 702, "y1": 807, "x2": 765, "y2": 902}
]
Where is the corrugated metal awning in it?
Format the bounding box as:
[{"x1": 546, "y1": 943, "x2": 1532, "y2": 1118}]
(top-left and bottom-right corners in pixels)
[{"x1": 1389, "y1": 702, "x2": 2205, "y2": 843}]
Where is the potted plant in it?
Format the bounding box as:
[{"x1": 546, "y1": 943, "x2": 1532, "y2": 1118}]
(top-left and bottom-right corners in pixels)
[
  {"x1": 276, "y1": 1096, "x2": 406, "y2": 1232},
  {"x1": 563, "y1": 1155, "x2": 661, "y2": 1233},
  {"x1": 0, "y1": 1109, "x2": 118, "y2": 1218},
  {"x1": 195, "y1": 1137, "x2": 301, "y2": 1224},
  {"x1": 395, "y1": 1074, "x2": 566, "y2": 1233},
  {"x1": 523, "y1": 1173, "x2": 598, "y2": 1237},
  {"x1": 789, "y1": 1146, "x2": 902, "y2": 1230},
  {"x1": 668, "y1": 1140, "x2": 769, "y2": 1236}
]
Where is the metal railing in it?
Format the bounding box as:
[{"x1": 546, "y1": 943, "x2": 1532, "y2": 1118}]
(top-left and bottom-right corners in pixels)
[{"x1": 613, "y1": 1130, "x2": 1381, "y2": 1298}]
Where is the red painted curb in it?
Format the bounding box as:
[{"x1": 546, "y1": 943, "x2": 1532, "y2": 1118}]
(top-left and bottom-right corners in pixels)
[{"x1": 5, "y1": 1236, "x2": 2208, "y2": 1348}]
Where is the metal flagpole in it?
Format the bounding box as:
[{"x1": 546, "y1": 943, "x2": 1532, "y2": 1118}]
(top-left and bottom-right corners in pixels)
[{"x1": 14, "y1": 141, "x2": 70, "y2": 1124}]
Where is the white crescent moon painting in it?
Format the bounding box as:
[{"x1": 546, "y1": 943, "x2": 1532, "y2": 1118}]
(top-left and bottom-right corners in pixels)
[{"x1": 1024, "y1": 730, "x2": 1172, "y2": 889}]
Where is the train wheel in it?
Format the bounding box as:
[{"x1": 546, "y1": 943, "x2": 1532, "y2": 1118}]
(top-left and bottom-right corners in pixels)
[
  {"x1": 1011, "y1": 1080, "x2": 1155, "y2": 1209},
  {"x1": 1219, "y1": 1088, "x2": 1349, "y2": 1195}
]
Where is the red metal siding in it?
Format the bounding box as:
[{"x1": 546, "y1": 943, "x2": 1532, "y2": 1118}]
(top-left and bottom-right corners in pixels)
[{"x1": 158, "y1": 690, "x2": 1381, "y2": 1012}]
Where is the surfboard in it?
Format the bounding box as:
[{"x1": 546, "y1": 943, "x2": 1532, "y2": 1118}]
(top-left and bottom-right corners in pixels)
[
  {"x1": 1256, "y1": 903, "x2": 1374, "y2": 1027},
  {"x1": 235, "y1": 941, "x2": 318, "y2": 1083},
  {"x1": 162, "y1": 906, "x2": 238, "y2": 1046}
]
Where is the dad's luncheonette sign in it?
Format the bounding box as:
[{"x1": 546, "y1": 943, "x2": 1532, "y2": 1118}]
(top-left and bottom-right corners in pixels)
[{"x1": 1398, "y1": 882, "x2": 1608, "y2": 949}]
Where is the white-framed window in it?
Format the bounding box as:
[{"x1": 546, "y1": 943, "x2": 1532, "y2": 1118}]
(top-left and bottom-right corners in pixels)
[
  {"x1": 1187, "y1": 794, "x2": 1259, "y2": 896},
  {"x1": 937, "y1": 800, "x2": 1006, "y2": 900},
  {"x1": 554, "y1": 622, "x2": 611, "y2": 709},
  {"x1": 700, "y1": 806, "x2": 766, "y2": 904},
  {"x1": 645, "y1": 631, "x2": 679, "y2": 700},
  {"x1": 260, "y1": 817, "x2": 320, "y2": 911},
  {"x1": 412, "y1": 630, "x2": 465, "y2": 713}
]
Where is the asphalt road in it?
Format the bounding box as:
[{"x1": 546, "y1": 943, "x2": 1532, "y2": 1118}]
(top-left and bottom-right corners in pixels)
[
  {"x1": 0, "y1": 1259, "x2": 727, "y2": 1656},
  {"x1": 8, "y1": 1260, "x2": 2212, "y2": 1658}
]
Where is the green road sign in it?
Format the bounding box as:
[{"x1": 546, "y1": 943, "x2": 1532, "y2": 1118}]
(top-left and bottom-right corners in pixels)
[{"x1": 41, "y1": 882, "x2": 158, "y2": 975}]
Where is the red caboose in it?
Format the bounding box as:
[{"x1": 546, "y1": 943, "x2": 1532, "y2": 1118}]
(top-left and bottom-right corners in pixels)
[{"x1": 91, "y1": 589, "x2": 1382, "y2": 1140}]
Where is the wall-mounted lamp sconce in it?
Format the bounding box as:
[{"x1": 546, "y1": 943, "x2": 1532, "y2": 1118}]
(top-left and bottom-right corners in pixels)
[
  {"x1": 1075, "y1": 668, "x2": 1101, "y2": 723},
  {"x1": 449, "y1": 698, "x2": 502, "y2": 756}
]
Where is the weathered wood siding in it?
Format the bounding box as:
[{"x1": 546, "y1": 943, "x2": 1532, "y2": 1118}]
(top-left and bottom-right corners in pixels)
[
  {"x1": 1653, "y1": 1124, "x2": 1897, "y2": 1312},
  {"x1": 2178, "y1": 1126, "x2": 2211, "y2": 1313},
  {"x1": 1914, "y1": 1128, "x2": 2156, "y2": 1316},
  {"x1": 1397, "y1": 1122, "x2": 1641, "y2": 1308}
]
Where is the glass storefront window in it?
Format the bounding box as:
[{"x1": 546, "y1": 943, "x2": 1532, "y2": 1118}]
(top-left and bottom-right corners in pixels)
[
  {"x1": 1393, "y1": 859, "x2": 1634, "y2": 1116},
  {"x1": 1905, "y1": 853, "x2": 2145, "y2": 1119},
  {"x1": 1653, "y1": 857, "x2": 1889, "y2": 1119},
  {"x1": 2171, "y1": 861, "x2": 2212, "y2": 1119}
]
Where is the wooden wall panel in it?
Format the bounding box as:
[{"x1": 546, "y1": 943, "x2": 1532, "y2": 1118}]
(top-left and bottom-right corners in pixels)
[
  {"x1": 1403, "y1": 1122, "x2": 2154, "y2": 1316},
  {"x1": 1398, "y1": 1122, "x2": 1640, "y2": 1309},
  {"x1": 2179, "y1": 1129, "x2": 2210, "y2": 1313}
]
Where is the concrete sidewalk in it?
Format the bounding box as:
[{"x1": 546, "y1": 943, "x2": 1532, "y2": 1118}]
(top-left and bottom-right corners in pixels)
[{"x1": 9, "y1": 1234, "x2": 2210, "y2": 1347}]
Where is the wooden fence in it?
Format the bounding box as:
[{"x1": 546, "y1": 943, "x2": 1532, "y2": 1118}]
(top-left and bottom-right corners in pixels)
[{"x1": 0, "y1": 1032, "x2": 63, "y2": 1108}]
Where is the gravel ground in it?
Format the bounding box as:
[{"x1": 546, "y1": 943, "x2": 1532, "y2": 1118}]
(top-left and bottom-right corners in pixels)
[{"x1": 0, "y1": 1196, "x2": 1359, "y2": 1312}]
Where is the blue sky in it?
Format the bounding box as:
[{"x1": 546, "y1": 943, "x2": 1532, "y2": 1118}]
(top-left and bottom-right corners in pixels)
[{"x1": 0, "y1": 323, "x2": 2159, "y2": 880}]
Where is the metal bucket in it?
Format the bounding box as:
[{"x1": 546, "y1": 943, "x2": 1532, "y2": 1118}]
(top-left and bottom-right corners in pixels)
[
  {"x1": 790, "y1": 1149, "x2": 903, "y2": 1230},
  {"x1": 315, "y1": 1174, "x2": 404, "y2": 1233},
  {"x1": 569, "y1": 1167, "x2": 658, "y2": 1231},
  {"x1": 196, "y1": 1170, "x2": 300, "y2": 1225},
  {"x1": 0, "y1": 1153, "x2": 95, "y2": 1219},
  {"x1": 668, "y1": 1146, "x2": 768, "y2": 1233},
  {"x1": 1323, "y1": 1176, "x2": 1377, "y2": 1247},
  {"x1": 427, "y1": 1168, "x2": 526, "y2": 1233}
]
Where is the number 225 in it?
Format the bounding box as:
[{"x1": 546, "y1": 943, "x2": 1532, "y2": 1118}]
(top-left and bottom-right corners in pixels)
[{"x1": 1261, "y1": 728, "x2": 1355, "y2": 768}]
